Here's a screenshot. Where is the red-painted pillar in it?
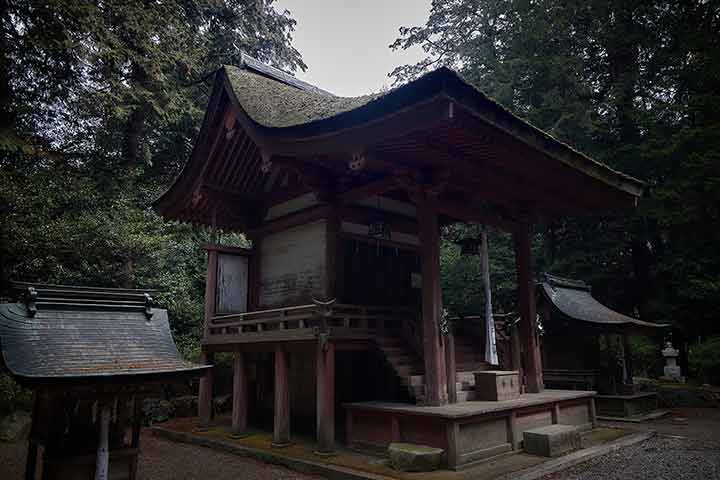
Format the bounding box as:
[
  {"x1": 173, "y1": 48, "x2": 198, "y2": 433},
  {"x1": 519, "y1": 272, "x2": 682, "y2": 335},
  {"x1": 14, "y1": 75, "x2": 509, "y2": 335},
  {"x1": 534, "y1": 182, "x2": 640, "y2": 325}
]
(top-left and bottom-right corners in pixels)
[
  {"x1": 197, "y1": 351, "x2": 215, "y2": 429},
  {"x1": 418, "y1": 198, "x2": 448, "y2": 406},
  {"x1": 231, "y1": 350, "x2": 248, "y2": 437},
  {"x1": 513, "y1": 222, "x2": 544, "y2": 393},
  {"x1": 316, "y1": 341, "x2": 335, "y2": 454},
  {"x1": 273, "y1": 346, "x2": 291, "y2": 447}
]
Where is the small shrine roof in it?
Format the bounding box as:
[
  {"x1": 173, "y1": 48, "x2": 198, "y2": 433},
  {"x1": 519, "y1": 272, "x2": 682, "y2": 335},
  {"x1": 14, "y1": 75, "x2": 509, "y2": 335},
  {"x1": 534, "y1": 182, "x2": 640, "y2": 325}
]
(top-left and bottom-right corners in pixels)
[
  {"x1": 538, "y1": 274, "x2": 669, "y2": 329},
  {"x1": 0, "y1": 282, "x2": 208, "y2": 384}
]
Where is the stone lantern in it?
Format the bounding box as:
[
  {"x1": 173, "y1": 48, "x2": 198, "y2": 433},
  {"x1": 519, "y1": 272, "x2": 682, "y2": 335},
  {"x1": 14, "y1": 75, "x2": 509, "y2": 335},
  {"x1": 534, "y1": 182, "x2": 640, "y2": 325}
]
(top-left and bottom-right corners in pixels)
[{"x1": 661, "y1": 341, "x2": 685, "y2": 383}]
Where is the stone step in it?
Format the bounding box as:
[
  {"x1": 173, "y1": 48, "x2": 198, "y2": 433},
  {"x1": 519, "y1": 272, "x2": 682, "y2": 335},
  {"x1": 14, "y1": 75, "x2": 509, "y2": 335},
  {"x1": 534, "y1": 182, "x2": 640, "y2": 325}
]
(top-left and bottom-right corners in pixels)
[{"x1": 523, "y1": 424, "x2": 581, "y2": 457}]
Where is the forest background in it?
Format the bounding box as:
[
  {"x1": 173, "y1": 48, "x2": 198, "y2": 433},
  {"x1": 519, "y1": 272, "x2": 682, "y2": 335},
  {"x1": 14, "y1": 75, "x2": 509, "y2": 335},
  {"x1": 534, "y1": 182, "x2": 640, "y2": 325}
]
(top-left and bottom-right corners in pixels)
[{"x1": 1, "y1": 0, "x2": 719, "y2": 402}]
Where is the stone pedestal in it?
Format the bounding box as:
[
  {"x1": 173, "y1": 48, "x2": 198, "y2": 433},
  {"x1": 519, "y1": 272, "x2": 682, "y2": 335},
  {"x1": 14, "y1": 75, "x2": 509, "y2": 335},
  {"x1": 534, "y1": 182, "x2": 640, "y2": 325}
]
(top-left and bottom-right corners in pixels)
[
  {"x1": 474, "y1": 371, "x2": 520, "y2": 401},
  {"x1": 661, "y1": 342, "x2": 685, "y2": 383}
]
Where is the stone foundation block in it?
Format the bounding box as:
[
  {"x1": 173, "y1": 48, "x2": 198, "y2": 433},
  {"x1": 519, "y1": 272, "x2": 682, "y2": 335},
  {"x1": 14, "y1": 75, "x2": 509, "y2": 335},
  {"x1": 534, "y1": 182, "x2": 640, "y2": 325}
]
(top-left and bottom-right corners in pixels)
[
  {"x1": 388, "y1": 442, "x2": 444, "y2": 472},
  {"x1": 523, "y1": 424, "x2": 581, "y2": 457}
]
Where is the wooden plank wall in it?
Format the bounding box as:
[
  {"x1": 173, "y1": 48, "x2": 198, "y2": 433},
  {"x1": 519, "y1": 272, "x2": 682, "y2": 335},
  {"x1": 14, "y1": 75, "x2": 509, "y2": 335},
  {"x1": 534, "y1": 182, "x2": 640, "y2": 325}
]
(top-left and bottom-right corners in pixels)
[
  {"x1": 259, "y1": 220, "x2": 328, "y2": 307},
  {"x1": 216, "y1": 253, "x2": 249, "y2": 314}
]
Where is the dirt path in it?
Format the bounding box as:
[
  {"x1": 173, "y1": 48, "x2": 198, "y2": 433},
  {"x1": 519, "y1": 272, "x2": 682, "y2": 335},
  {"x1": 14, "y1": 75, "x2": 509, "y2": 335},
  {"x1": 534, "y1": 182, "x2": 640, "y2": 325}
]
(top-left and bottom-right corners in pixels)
[{"x1": 0, "y1": 431, "x2": 320, "y2": 480}]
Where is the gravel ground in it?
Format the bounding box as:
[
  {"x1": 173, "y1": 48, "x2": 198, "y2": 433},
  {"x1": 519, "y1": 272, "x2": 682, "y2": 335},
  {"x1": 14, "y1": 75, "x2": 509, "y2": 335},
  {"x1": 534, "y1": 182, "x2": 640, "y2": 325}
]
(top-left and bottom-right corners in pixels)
[{"x1": 541, "y1": 435, "x2": 720, "y2": 480}]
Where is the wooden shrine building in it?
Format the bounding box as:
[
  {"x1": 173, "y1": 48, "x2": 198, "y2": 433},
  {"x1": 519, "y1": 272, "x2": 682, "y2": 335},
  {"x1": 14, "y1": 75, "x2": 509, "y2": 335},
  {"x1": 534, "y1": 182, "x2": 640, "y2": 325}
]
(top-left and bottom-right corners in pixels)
[
  {"x1": 538, "y1": 274, "x2": 668, "y2": 419},
  {"x1": 154, "y1": 55, "x2": 645, "y2": 467},
  {"x1": 0, "y1": 282, "x2": 208, "y2": 479}
]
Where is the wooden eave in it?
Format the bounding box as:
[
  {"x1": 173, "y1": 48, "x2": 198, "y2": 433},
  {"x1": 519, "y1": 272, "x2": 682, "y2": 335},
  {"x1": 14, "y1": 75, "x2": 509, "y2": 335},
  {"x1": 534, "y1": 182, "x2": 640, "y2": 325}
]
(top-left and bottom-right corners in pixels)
[{"x1": 154, "y1": 65, "x2": 645, "y2": 231}]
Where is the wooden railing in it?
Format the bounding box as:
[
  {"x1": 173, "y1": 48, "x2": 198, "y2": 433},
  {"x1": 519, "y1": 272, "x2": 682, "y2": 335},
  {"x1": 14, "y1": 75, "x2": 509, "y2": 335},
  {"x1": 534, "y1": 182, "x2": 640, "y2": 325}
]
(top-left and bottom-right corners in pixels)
[{"x1": 207, "y1": 302, "x2": 417, "y2": 340}]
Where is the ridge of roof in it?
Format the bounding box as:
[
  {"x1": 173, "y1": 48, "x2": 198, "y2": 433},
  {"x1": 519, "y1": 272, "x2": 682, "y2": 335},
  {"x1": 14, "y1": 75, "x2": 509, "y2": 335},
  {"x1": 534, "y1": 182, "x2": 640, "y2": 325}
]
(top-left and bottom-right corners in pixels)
[
  {"x1": 236, "y1": 53, "x2": 334, "y2": 96},
  {"x1": 541, "y1": 273, "x2": 592, "y2": 291}
]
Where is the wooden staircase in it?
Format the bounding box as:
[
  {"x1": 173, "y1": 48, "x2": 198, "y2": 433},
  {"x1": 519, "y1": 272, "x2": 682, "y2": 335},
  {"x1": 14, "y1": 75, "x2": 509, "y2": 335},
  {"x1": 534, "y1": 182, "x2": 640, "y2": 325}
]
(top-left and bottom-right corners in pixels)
[{"x1": 375, "y1": 334, "x2": 490, "y2": 404}]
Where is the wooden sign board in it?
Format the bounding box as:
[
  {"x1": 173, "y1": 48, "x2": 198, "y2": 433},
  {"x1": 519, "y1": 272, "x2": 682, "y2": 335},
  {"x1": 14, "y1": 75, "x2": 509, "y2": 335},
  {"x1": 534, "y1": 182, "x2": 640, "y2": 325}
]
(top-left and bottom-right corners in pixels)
[{"x1": 216, "y1": 253, "x2": 249, "y2": 314}]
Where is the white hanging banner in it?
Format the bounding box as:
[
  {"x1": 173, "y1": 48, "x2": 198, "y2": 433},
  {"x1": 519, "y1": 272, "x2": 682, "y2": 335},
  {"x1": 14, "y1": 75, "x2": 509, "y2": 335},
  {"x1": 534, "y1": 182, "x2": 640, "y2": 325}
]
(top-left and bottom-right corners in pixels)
[{"x1": 481, "y1": 231, "x2": 499, "y2": 365}]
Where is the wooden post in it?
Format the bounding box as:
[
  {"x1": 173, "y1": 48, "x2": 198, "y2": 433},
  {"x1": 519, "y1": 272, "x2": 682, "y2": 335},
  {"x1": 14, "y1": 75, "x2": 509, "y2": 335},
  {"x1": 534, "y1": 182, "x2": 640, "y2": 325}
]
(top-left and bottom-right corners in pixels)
[
  {"x1": 445, "y1": 332, "x2": 457, "y2": 403},
  {"x1": 25, "y1": 393, "x2": 40, "y2": 480},
  {"x1": 129, "y1": 395, "x2": 142, "y2": 480},
  {"x1": 204, "y1": 248, "x2": 219, "y2": 338},
  {"x1": 623, "y1": 332, "x2": 634, "y2": 385},
  {"x1": 231, "y1": 350, "x2": 249, "y2": 437},
  {"x1": 273, "y1": 346, "x2": 291, "y2": 447},
  {"x1": 417, "y1": 197, "x2": 448, "y2": 406},
  {"x1": 249, "y1": 236, "x2": 262, "y2": 311},
  {"x1": 197, "y1": 351, "x2": 214, "y2": 430},
  {"x1": 94, "y1": 404, "x2": 111, "y2": 480},
  {"x1": 315, "y1": 341, "x2": 335, "y2": 454},
  {"x1": 510, "y1": 323, "x2": 525, "y2": 393},
  {"x1": 512, "y1": 222, "x2": 543, "y2": 393}
]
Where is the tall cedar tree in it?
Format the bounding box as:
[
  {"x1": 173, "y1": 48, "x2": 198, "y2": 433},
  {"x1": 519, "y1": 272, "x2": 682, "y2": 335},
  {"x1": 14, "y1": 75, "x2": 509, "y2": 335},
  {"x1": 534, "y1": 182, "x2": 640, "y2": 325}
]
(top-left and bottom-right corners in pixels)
[{"x1": 392, "y1": 0, "x2": 720, "y2": 338}]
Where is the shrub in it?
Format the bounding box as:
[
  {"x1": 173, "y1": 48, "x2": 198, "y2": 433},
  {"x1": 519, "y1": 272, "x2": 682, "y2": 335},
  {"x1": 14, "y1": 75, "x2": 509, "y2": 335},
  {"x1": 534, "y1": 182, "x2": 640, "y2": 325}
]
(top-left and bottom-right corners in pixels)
[
  {"x1": 0, "y1": 374, "x2": 32, "y2": 414},
  {"x1": 689, "y1": 336, "x2": 720, "y2": 385}
]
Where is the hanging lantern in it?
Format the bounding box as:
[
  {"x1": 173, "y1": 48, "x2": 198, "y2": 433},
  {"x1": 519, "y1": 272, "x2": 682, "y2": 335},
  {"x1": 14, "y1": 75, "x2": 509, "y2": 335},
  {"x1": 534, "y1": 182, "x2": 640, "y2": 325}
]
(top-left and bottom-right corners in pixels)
[
  {"x1": 368, "y1": 220, "x2": 391, "y2": 240},
  {"x1": 456, "y1": 236, "x2": 480, "y2": 255}
]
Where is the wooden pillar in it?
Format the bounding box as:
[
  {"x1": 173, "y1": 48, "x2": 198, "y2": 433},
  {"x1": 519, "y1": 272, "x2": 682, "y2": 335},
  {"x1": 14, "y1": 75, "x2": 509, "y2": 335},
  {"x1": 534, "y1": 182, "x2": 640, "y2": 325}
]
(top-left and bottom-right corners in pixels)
[
  {"x1": 513, "y1": 222, "x2": 543, "y2": 393},
  {"x1": 25, "y1": 394, "x2": 40, "y2": 480},
  {"x1": 623, "y1": 332, "x2": 634, "y2": 385},
  {"x1": 197, "y1": 351, "x2": 214, "y2": 429},
  {"x1": 129, "y1": 395, "x2": 142, "y2": 480},
  {"x1": 445, "y1": 332, "x2": 457, "y2": 403},
  {"x1": 198, "y1": 246, "x2": 219, "y2": 429},
  {"x1": 273, "y1": 346, "x2": 291, "y2": 447},
  {"x1": 231, "y1": 350, "x2": 249, "y2": 437},
  {"x1": 315, "y1": 341, "x2": 335, "y2": 454},
  {"x1": 94, "y1": 404, "x2": 111, "y2": 480},
  {"x1": 510, "y1": 323, "x2": 525, "y2": 393},
  {"x1": 249, "y1": 236, "x2": 262, "y2": 310},
  {"x1": 204, "y1": 248, "x2": 219, "y2": 337},
  {"x1": 417, "y1": 198, "x2": 448, "y2": 406}
]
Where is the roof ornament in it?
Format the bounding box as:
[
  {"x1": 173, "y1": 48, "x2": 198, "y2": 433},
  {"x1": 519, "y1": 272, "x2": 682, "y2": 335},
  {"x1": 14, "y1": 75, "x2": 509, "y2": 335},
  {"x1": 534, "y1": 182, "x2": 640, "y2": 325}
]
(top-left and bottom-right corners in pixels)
[
  {"x1": 23, "y1": 286, "x2": 37, "y2": 317},
  {"x1": 144, "y1": 293, "x2": 154, "y2": 320}
]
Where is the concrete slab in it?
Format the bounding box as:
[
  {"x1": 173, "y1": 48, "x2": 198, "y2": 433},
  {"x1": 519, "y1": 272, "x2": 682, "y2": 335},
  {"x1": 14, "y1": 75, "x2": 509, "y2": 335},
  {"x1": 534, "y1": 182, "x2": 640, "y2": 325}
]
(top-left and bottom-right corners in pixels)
[{"x1": 597, "y1": 409, "x2": 671, "y2": 423}]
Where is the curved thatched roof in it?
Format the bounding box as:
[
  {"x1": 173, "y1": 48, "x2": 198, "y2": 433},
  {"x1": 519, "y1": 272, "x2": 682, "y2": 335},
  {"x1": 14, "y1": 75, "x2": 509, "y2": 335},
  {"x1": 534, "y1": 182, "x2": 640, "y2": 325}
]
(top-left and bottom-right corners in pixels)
[
  {"x1": 539, "y1": 274, "x2": 669, "y2": 330},
  {"x1": 225, "y1": 66, "x2": 383, "y2": 128}
]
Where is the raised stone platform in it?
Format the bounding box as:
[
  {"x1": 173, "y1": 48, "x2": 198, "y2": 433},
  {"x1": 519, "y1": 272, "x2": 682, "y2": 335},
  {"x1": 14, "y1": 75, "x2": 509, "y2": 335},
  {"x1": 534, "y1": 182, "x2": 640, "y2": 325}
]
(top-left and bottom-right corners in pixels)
[
  {"x1": 523, "y1": 424, "x2": 581, "y2": 457},
  {"x1": 595, "y1": 393, "x2": 658, "y2": 419},
  {"x1": 344, "y1": 389, "x2": 597, "y2": 470}
]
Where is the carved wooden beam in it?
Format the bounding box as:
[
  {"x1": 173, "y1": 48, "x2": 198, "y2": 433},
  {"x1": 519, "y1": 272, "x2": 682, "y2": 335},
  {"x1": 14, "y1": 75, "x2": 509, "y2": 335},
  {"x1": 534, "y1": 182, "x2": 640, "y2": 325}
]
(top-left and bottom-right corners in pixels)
[{"x1": 339, "y1": 177, "x2": 399, "y2": 205}]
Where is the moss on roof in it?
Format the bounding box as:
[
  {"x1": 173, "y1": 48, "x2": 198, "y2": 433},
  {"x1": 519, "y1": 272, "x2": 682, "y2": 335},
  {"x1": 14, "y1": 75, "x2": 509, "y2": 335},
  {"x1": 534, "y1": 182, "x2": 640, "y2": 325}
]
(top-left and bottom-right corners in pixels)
[{"x1": 224, "y1": 65, "x2": 383, "y2": 128}]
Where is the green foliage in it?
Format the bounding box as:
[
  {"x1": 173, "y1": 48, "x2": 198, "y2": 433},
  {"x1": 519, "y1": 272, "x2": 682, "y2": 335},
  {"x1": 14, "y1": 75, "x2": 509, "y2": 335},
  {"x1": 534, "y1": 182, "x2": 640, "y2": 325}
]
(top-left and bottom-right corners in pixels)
[
  {"x1": 395, "y1": 0, "x2": 720, "y2": 341},
  {"x1": 0, "y1": 1, "x2": 304, "y2": 348},
  {"x1": 689, "y1": 337, "x2": 720, "y2": 386},
  {"x1": 629, "y1": 335, "x2": 663, "y2": 378},
  {"x1": 0, "y1": 374, "x2": 32, "y2": 415}
]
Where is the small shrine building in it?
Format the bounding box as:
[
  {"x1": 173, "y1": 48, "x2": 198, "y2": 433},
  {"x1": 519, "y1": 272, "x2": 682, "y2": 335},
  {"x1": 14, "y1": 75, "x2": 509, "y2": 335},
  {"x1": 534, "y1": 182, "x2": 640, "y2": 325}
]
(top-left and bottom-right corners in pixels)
[{"x1": 0, "y1": 282, "x2": 208, "y2": 480}]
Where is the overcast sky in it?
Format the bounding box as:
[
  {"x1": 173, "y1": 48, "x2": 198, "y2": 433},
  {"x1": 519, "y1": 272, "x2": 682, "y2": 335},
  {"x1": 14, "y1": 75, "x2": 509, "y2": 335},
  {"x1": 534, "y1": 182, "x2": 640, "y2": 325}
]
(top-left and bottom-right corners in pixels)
[{"x1": 273, "y1": 0, "x2": 431, "y2": 97}]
